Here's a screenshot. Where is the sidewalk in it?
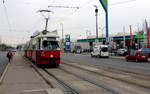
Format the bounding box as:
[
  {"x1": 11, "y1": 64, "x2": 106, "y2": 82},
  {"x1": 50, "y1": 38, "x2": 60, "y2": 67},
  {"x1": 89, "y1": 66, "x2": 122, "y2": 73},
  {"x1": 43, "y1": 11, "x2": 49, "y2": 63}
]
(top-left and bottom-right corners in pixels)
[{"x1": 0, "y1": 52, "x2": 61, "y2": 94}]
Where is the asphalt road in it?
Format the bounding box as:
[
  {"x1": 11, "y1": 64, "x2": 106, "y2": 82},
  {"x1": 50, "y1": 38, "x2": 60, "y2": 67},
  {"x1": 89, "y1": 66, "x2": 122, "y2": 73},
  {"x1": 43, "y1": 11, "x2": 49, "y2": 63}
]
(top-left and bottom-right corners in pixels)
[
  {"x1": 0, "y1": 52, "x2": 9, "y2": 76},
  {"x1": 61, "y1": 53, "x2": 150, "y2": 75}
]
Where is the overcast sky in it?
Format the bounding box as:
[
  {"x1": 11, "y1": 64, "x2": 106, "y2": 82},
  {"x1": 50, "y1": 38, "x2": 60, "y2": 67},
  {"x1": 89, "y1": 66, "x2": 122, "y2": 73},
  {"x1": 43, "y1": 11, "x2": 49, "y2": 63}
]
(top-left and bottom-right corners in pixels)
[{"x1": 0, "y1": 0, "x2": 150, "y2": 45}]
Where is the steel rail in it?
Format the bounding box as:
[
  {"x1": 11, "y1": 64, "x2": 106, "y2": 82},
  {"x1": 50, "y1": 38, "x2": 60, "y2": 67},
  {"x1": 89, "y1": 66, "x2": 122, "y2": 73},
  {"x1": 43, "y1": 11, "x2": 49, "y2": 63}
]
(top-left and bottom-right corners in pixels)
[
  {"x1": 43, "y1": 69, "x2": 80, "y2": 94},
  {"x1": 62, "y1": 61, "x2": 150, "y2": 90},
  {"x1": 59, "y1": 67, "x2": 121, "y2": 94},
  {"x1": 62, "y1": 58, "x2": 150, "y2": 78}
]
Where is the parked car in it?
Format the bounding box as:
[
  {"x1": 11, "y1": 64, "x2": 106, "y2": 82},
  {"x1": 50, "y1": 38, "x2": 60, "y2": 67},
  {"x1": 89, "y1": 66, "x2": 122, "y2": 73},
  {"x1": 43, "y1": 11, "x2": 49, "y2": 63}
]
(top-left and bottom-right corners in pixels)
[
  {"x1": 117, "y1": 49, "x2": 128, "y2": 56},
  {"x1": 126, "y1": 51, "x2": 148, "y2": 62},
  {"x1": 138, "y1": 48, "x2": 150, "y2": 57},
  {"x1": 110, "y1": 49, "x2": 117, "y2": 55},
  {"x1": 73, "y1": 46, "x2": 82, "y2": 54}
]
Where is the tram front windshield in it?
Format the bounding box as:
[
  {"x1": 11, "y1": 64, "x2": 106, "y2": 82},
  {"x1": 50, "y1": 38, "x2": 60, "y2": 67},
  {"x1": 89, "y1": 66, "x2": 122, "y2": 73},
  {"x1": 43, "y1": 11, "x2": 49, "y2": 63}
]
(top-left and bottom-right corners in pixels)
[{"x1": 42, "y1": 41, "x2": 60, "y2": 50}]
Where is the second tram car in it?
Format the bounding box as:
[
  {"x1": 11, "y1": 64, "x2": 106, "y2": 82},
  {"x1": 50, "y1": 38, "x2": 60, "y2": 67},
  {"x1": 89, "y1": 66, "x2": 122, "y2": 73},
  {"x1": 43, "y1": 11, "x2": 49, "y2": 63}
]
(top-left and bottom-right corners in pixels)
[{"x1": 24, "y1": 31, "x2": 61, "y2": 67}]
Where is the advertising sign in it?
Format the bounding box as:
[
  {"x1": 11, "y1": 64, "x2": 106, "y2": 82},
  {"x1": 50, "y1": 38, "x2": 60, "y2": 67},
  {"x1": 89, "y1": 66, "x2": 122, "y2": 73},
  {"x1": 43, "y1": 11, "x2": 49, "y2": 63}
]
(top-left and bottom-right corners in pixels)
[{"x1": 64, "y1": 34, "x2": 71, "y2": 52}]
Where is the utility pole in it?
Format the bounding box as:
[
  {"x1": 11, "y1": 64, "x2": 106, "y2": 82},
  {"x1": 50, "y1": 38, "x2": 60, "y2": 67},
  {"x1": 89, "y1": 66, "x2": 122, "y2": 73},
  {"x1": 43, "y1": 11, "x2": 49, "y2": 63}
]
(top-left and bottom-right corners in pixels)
[
  {"x1": 130, "y1": 25, "x2": 132, "y2": 49},
  {"x1": 45, "y1": 18, "x2": 49, "y2": 31},
  {"x1": 60, "y1": 23, "x2": 64, "y2": 43},
  {"x1": 137, "y1": 24, "x2": 140, "y2": 49},
  {"x1": 123, "y1": 26, "x2": 126, "y2": 48},
  {"x1": 99, "y1": 27, "x2": 105, "y2": 44},
  {"x1": 145, "y1": 20, "x2": 150, "y2": 47},
  {"x1": 94, "y1": 5, "x2": 99, "y2": 42},
  {"x1": 60, "y1": 23, "x2": 64, "y2": 51},
  {"x1": 86, "y1": 30, "x2": 90, "y2": 39},
  {"x1": 99, "y1": 0, "x2": 108, "y2": 44}
]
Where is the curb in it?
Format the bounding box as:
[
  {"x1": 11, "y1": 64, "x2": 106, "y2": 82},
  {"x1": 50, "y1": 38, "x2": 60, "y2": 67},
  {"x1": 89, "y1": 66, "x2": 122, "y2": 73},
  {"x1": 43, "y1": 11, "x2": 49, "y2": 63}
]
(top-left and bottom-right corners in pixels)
[
  {"x1": 0, "y1": 63, "x2": 10, "y2": 85},
  {"x1": 68, "y1": 53, "x2": 126, "y2": 59},
  {"x1": 31, "y1": 64, "x2": 54, "y2": 88},
  {"x1": 24, "y1": 58, "x2": 54, "y2": 88},
  {"x1": 24, "y1": 57, "x2": 64, "y2": 94},
  {"x1": 110, "y1": 56, "x2": 125, "y2": 60}
]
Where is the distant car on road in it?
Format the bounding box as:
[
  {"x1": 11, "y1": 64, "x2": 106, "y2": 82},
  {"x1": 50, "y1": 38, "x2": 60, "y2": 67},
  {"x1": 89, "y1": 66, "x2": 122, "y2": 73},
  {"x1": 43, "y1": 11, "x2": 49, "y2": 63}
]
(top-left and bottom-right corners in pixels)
[
  {"x1": 12, "y1": 49, "x2": 17, "y2": 52},
  {"x1": 117, "y1": 49, "x2": 128, "y2": 56},
  {"x1": 110, "y1": 49, "x2": 117, "y2": 55},
  {"x1": 138, "y1": 48, "x2": 150, "y2": 57},
  {"x1": 72, "y1": 46, "x2": 82, "y2": 54},
  {"x1": 126, "y1": 51, "x2": 148, "y2": 62}
]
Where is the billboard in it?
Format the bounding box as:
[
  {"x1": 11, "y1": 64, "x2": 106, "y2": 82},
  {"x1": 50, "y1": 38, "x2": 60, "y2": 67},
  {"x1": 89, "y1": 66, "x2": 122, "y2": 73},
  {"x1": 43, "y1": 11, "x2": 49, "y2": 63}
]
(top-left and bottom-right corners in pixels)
[{"x1": 64, "y1": 34, "x2": 71, "y2": 52}]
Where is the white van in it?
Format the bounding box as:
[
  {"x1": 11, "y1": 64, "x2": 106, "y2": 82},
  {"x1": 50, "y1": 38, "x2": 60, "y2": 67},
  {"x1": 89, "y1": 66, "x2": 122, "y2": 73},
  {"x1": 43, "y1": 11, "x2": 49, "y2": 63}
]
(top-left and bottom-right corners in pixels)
[{"x1": 91, "y1": 45, "x2": 109, "y2": 58}]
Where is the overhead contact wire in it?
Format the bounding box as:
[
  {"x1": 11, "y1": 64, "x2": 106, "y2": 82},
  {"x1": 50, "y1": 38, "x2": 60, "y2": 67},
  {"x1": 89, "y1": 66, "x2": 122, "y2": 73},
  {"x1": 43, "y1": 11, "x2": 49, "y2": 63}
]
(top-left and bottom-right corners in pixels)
[{"x1": 110, "y1": 0, "x2": 136, "y2": 6}]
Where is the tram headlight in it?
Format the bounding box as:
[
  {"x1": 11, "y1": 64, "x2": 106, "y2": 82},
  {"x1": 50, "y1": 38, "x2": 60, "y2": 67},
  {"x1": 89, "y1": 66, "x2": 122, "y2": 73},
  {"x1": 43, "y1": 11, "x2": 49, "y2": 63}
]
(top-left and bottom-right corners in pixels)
[{"x1": 50, "y1": 55, "x2": 54, "y2": 58}]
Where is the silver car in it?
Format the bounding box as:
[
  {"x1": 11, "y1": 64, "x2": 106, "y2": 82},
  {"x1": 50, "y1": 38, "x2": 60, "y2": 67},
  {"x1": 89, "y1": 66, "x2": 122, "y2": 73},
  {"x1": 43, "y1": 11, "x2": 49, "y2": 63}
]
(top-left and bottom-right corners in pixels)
[{"x1": 117, "y1": 49, "x2": 127, "y2": 56}]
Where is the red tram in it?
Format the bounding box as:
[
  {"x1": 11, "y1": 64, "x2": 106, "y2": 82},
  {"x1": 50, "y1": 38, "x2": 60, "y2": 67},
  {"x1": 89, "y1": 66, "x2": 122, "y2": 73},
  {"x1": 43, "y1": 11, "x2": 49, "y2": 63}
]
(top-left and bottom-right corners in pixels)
[{"x1": 24, "y1": 31, "x2": 61, "y2": 67}]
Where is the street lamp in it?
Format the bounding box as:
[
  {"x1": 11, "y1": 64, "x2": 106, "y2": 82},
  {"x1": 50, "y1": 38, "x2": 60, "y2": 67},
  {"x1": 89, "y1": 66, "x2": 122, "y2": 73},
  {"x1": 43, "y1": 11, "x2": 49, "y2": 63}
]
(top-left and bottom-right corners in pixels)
[
  {"x1": 94, "y1": 5, "x2": 98, "y2": 42},
  {"x1": 123, "y1": 26, "x2": 126, "y2": 49},
  {"x1": 60, "y1": 23, "x2": 64, "y2": 51}
]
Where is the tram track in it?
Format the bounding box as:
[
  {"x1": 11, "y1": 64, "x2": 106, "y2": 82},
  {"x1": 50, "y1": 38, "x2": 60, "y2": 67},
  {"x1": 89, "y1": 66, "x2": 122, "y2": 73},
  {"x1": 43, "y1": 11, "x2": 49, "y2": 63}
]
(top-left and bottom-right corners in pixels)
[
  {"x1": 62, "y1": 59, "x2": 150, "y2": 90},
  {"x1": 43, "y1": 69, "x2": 80, "y2": 94},
  {"x1": 25, "y1": 53, "x2": 121, "y2": 94},
  {"x1": 25, "y1": 55, "x2": 120, "y2": 94},
  {"x1": 43, "y1": 68, "x2": 120, "y2": 94},
  {"x1": 24, "y1": 56, "x2": 80, "y2": 94},
  {"x1": 28, "y1": 56, "x2": 150, "y2": 94},
  {"x1": 104, "y1": 69, "x2": 150, "y2": 81},
  {"x1": 58, "y1": 68, "x2": 120, "y2": 94}
]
